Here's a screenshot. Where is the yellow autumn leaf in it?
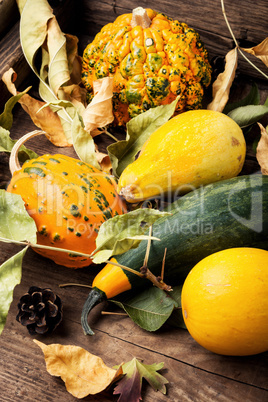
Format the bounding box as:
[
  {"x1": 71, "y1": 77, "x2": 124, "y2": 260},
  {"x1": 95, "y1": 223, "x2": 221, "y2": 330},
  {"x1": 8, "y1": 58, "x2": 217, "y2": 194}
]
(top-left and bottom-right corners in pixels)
[
  {"x1": 207, "y1": 47, "x2": 238, "y2": 112},
  {"x1": 82, "y1": 77, "x2": 114, "y2": 133},
  {"x1": 33, "y1": 340, "x2": 123, "y2": 399},
  {"x1": 256, "y1": 122, "x2": 268, "y2": 174},
  {"x1": 242, "y1": 37, "x2": 268, "y2": 68},
  {"x1": 2, "y1": 68, "x2": 71, "y2": 147}
]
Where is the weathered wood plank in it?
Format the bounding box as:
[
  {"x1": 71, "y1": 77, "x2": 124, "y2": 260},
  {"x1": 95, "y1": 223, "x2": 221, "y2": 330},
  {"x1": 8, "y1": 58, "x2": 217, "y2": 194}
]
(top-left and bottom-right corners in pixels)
[
  {"x1": 77, "y1": 0, "x2": 268, "y2": 79},
  {"x1": 0, "y1": 57, "x2": 268, "y2": 401},
  {"x1": 0, "y1": 0, "x2": 19, "y2": 40},
  {"x1": 1, "y1": 257, "x2": 268, "y2": 402},
  {"x1": 78, "y1": 0, "x2": 268, "y2": 44}
]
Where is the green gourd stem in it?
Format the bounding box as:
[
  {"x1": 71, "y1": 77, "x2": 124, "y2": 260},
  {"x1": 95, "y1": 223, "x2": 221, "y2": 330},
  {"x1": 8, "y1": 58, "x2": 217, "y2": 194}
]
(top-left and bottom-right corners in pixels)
[
  {"x1": 9, "y1": 130, "x2": 45, "y2": 175},
  {"x1": 81, "y1": 288, "x2": 107, "y2": 335}
]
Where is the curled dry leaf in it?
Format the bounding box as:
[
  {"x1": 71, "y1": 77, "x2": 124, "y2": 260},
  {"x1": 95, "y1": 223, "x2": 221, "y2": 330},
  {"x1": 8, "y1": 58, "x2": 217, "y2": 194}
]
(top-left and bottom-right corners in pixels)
[
  {"x1": 95, "y1": 143, "x2": 112, "y2": 173},
  {"x1": 242, "y1": 37, "x2": 268, "y2": 68},
  {"x1": 256, "y1": 122, "x2": 268, "y2": 174},
  {"x1": 82, "y1": 77, "x2": 114, "y2": 133},
  {"x1": 33, "y1": 340, "x2": 123, "y2": 399},
  {"x1": 2, "y1": 68, "x2": 71, "y2": 147},
  {"x1": 207, "y1": 47, "x2": 238, "y2": 112}
]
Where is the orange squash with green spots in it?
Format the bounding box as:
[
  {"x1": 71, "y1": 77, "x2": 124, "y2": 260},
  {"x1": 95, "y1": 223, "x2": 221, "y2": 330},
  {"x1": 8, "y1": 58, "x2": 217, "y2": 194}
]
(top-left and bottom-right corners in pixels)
[
  {"x1": 7, "y1": 154, "x2": 127, "y2": 268},
  {"x1": 81, "y1": 7, "x2": 212, "y2": 125}
]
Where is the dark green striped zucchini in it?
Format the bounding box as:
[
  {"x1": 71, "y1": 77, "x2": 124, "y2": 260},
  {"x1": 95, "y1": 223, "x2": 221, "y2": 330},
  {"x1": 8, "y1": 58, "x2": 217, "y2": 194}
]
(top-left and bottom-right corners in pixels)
[{"x1": 82, "y1": 174, "x2": 268, "y2": 334}]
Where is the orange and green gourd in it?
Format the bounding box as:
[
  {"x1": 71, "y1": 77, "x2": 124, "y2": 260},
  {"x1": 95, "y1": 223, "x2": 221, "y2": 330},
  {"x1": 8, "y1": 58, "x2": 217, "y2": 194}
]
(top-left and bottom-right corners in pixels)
[
  {"x1": 81, "y1": 7, "x2": 212, "y2": 125},
  {"x1": 7, "y1": 154, "x2": 127, "y2": 268}
]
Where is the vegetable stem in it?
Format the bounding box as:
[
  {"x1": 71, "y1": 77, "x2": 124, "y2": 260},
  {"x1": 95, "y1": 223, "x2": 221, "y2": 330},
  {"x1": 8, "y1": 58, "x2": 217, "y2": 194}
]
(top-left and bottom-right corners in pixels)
[
  {"x1": 59, "y1": 283, "x2": 92, "y2": 289},
  {"x1": 221, "y1": 0, "x2": 268, "y2": 80}
]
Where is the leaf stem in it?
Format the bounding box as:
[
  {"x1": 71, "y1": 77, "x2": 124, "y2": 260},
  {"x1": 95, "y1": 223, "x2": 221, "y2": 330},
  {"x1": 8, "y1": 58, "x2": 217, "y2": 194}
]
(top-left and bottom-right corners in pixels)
[
  {"x1": 100, "y1": 127, "x2": 119, "y2": 142},
  {"x1": 221, "y1": 0, "x2": 268, "y2": 80},
  {"x1": 103, "y1": 259, "x2": 144, "y2": 278},
  {"x1": 0, "y1": 236, "x2": 94, "y2": 259},
  {"x1": 59, "y1": 283, "x2": 92, "y2": 288}
]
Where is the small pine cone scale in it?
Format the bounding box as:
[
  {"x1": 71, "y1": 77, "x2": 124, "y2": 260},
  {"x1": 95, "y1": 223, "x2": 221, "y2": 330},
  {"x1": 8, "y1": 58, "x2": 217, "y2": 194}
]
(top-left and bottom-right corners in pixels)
[{"x1": 16, "y1": 286, "x2": 62, "y2": 335}]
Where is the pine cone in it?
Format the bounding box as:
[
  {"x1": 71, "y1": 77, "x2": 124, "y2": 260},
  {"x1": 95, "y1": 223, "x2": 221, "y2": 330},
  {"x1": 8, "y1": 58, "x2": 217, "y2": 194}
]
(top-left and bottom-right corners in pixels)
[{"x1": 16, "y1": 286, "x2": 63, "y2": 335}]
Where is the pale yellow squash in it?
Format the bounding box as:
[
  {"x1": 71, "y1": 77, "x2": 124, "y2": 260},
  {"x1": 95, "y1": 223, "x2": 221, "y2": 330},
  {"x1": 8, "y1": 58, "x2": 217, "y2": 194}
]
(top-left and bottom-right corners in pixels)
[{"x1": 118, "y1": 109, "x2": 246, "y2": 202}]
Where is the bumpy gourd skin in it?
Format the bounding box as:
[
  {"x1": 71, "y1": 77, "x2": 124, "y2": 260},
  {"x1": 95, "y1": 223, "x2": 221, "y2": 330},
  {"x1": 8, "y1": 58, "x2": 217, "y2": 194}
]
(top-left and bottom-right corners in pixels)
[
  {"x1": 7, "y1": 154, "x2": 127, "y2": 268},
  {"x1": 81, "y1": 9, "x2": 212, "y2": 125}
]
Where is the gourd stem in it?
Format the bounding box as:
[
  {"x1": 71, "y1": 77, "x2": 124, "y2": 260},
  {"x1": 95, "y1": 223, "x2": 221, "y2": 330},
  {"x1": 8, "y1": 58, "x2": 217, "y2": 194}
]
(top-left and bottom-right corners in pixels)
[
  {"x1": 81, "y1": 288, "x2": 107, "y2": 335},
  {"x1": 9, "y1": 130, "x2": 45, "y2": 175},
  {"x1": 131, "y1": 7, "x2": 151, "y2": 29}
]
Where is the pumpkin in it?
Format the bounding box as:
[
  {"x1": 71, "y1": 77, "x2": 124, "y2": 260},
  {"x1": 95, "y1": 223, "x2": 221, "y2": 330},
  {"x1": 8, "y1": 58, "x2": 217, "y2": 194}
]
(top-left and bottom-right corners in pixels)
[
  {"x1": 81, "y1": 7, "x2": 212, "y2": 125},
  {"x1": 7, "y1": 153, "x2": 127, "y2": 268}
]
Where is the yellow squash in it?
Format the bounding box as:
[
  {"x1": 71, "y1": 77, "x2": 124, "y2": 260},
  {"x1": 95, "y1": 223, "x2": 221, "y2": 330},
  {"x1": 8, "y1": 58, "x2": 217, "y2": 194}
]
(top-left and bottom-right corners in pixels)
[
  {"x1": 181, "y1": 247, "x2": 268, "y2": 356},
  {"x1": 118, "y1": 109, "x2": 246, "y2": 202}
]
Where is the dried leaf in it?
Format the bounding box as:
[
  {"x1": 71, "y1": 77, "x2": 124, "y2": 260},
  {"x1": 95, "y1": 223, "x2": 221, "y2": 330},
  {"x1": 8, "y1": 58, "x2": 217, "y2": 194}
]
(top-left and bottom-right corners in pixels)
[
  {"x1": 95, "y1": 143, "x2": 112, "y2": 172},
  {"x1": 113, "y1": 358, "x2": 168, "y2": 402},
  {"x1": 82, "y1": 77, "x2": 114, "y2": 132},
  {"x1": 242, "y1": 37, "x2": 268, "y2": 68},
  {"x1": 2, "y1": 68, "x2": 71, "y2": 147},
  {"x1": 256, "y1": 122, "x2": 268, "y2": 174},
  {"x1": 207, "y1": 47, "x2": 238, "y2": 112},
  {"x1": 17, "y1": 0, "x2": 84, "y2": 144},
  {"x1": 33, "y1": 340, "x2": 123, "y2": 399},
  {"x1": 0, "y1": 87, "x2": 30, "y2": 131}
]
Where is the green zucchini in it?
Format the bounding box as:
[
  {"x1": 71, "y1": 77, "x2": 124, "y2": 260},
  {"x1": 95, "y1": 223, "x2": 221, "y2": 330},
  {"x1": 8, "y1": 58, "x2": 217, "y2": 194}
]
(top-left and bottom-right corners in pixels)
[{"x1": 82, "y1": 174, "x2": 268, "y2": 334}]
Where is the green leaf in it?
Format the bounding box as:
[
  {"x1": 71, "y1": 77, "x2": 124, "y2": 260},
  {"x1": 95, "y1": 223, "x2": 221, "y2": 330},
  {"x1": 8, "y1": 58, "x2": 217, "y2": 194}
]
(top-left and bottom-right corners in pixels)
[
  {"x1": 228, "y1": 104, "x2": 268, "y2": 128},
  {"x1": 112, "y1": 286, "x2": 178, "y2": 332},
  {"x1": 165, "y1": 285, "x2": 187, "y2": 329},
  {"x1": 71, "y1": 112, "x2": 101, "y2": 169},
  {"x1": 108, "y1": 98, "x2": 179, "y2": 178},
  {"x1": 0, "y1": 247, "x2": 28, "y2": 335},
  {"x1": 0, "y1": 127, "x2": 38, "y2": 163},
  {"x1": 113, "y1": 357, "x2": 168, "y2": 401},
  {"x1": 0, "y1": 191, "x2": 37, "y2": 243},
  {"x1": 0, "y1": 89, "x2": 31, "y2": 130},
  {"x1": 223, "y1": 82, "x2": 260, "y2": 114},
  {"x1": 92, "y1": 209, "x2": 171, "y2": 264}
]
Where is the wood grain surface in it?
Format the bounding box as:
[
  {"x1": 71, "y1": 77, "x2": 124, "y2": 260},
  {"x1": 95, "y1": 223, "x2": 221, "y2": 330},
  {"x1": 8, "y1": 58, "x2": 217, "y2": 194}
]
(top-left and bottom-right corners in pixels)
[
  {"x1": 0, "y1": 82, "x2": 268, "y2": 401},
  {"x1": 1, "y1": 1, "x2": 268, "y2": 400}
]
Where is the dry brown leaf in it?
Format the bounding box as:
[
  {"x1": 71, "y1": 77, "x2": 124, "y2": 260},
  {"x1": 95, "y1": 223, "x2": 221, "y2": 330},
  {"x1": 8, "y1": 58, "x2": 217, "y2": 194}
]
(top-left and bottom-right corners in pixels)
[
  {"x1": 82, "y1": 77, "x2": 114, "y2": 132},
  {"x1": 242, "y1": 37, "x2": 268, "y2": 68},
  {"x1": 95, "y1": 143, "x2": 112, "y2": 173},
  {"x1": 207, "y1": 47, "x2": 238, "y2": 112},
  {"x1": 2, "y1": 68, "x2": 71, "y2": 147},
  {"x1": 256, "y1": 122, "x2": 268, "y2": 174},
  {"x1": 34, "y1": 340, "x2": 123, "y2": 399}
]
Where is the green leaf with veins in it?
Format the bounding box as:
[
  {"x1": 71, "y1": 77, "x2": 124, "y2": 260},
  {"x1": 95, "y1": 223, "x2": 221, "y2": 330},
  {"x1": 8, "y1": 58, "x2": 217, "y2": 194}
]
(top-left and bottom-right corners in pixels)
[
  {"x1": 0, "y1": 190, "x2": 37, "y2": 243},
  {"x1": 92, "y1": 208, "x2": 171, "y2": 264},
  {"x1": 112, "y1": 286, "x2": 178, "y2": 332},
  {"x1": 108, "y1": 97, "x2": 179, "y2": 178},
  {"x1": 0, "y1": 127, "x2": 38, "y2": 163},
  {"x1": 0, "y1": 247, "x2": 28, "y2": 335}
]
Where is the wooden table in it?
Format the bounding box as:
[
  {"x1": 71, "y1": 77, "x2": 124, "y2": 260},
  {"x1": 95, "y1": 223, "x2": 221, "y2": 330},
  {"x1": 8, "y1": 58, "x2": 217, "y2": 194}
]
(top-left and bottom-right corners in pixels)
[{"x1": 1, "y1": 96, "x2": 268, "y2": 401}]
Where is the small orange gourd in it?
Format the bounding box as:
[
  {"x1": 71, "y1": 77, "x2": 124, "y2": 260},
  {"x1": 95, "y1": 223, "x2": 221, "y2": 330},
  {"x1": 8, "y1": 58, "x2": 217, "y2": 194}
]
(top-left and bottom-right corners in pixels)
[
  {"x1": 82, "y1": 7, "x2": 212, "y2": 125},
  {"x1": 7, "y1": 135, "x2": 127, "y2": 268}
]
